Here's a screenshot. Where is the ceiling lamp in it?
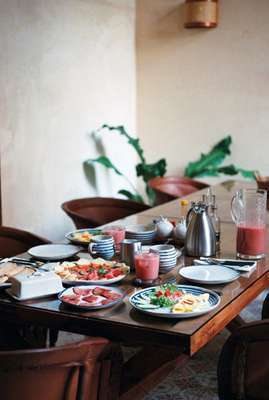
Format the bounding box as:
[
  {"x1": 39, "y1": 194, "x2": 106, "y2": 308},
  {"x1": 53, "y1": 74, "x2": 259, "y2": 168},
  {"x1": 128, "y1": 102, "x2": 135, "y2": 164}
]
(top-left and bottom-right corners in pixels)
[{"x1": 184, "y1": 0, "x2": 219, "y2": 29}]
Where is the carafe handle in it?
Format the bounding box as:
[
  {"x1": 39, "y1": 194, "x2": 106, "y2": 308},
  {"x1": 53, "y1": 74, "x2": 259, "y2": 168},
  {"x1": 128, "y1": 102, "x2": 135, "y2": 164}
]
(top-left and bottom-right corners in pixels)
[{"x1": 231, "y1": 190, "x2": 243, "y2": 224}]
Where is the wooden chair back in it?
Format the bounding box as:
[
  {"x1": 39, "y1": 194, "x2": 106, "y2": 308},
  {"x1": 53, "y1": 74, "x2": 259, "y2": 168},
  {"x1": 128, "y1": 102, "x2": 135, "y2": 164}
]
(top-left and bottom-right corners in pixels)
[
  {"x1": 0, "y1": 336, "x2": 123, "y2": 400},
  {"x1": 148, "y1": 176, "x2": 209, "y2": 205},
  {"x1": 0, "y1": 226, "x2": 51, "y2": 258},
  {"x1": 218, "y1": 319, "x2": 269, "y2": 400},
  {"x1": 62, "y1": 197, "x2": 151, "y2": 229}
]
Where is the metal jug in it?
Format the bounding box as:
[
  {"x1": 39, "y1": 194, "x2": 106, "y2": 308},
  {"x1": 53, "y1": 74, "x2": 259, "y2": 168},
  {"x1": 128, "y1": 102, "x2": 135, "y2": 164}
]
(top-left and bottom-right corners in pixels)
[{"x1": 185, "y1": 202, "x2": 216, "y2": 257}]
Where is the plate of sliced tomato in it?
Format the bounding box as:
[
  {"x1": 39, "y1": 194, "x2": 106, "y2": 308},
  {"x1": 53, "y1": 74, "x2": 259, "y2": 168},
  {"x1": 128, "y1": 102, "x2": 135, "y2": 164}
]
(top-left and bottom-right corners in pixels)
[
  {"x1": 59, "y1": 285, "x2": 124, "y2": 310},
  {"x1": 44, "y1": 258, "x2": 130, "y2": 285}
]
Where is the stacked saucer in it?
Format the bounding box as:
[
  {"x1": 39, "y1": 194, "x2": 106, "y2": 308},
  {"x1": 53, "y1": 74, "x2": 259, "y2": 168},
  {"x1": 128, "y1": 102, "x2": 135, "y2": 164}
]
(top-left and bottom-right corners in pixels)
[
  {"x1": 150, "y1": 244, "x2": 178, "y2": 273},
  {"x1": 126, "y1": 224, "x2": 156, "y2": 245}
]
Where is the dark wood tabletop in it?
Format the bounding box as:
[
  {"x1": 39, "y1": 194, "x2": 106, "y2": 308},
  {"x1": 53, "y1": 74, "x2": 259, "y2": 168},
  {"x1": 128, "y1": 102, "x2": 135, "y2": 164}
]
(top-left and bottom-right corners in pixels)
[{"x1": 1, "y1": 180, "x2": 268, "y2": 399}]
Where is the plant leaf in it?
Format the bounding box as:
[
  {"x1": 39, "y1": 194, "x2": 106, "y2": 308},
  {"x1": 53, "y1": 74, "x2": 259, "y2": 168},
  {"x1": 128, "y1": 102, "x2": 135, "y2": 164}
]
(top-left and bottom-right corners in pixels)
[
  {"x1": 218, "y1": 165, "x2": 255, "y2": 179},
  {"x1": 118, "y1": 189, "x2": 144, "y2": 204},
  {"x1": 85, "y1": 156, "x2": 123, "y2": 176},
  {"x1": 101, "y1": 124, "x2": 146, "y2": 163},
  {"x1": 136, "y1": 159, "x2": 167, "y2": 183},
  {"x1": 184, "y1": 136, "x2": 232, "y2": 178}
]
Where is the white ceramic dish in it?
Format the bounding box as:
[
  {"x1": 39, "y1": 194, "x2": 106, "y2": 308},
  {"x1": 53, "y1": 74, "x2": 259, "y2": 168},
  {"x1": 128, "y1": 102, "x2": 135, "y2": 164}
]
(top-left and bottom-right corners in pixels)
[
  {"x1": 126, "y1": 224, "x2": 156, "y2": 234},
  {"x1": 28, "y1": 244, "x2": 81, "y2": 261},
  {"x1": 65, "y1": 229, "x2": 102, "y2": 245},
  {"x1": 42, "y1": 261, "x2": 129, "y2": 286},
  {"x1": 129, "y1": 285, "x2": 220, "y2": 319},
  {"x1": 5, "y1": 288, "x2": 61, "y2": 301},
  {"x1": 179, "y1": 265, "x2": 240, "y2": 285},
  {"x1": 59, "y1": 285, "x2": 124, "y2": 310},
  {"x1": 143, "y1": 245, "x2": 181, "y2": 258}
]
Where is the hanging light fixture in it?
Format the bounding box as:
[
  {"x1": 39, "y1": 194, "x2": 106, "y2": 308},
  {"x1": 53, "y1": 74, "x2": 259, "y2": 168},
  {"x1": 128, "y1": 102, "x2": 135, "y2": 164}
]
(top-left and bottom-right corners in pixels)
[{"x1": 184, "y1": 0, "x2": 219, "y2": 29}]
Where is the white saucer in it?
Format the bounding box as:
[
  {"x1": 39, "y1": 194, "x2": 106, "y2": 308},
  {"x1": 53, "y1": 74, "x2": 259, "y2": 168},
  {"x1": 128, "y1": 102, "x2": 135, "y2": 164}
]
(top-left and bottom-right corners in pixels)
[{"x1": 179, "y1": 265, "x2": 240, "y2": 285}]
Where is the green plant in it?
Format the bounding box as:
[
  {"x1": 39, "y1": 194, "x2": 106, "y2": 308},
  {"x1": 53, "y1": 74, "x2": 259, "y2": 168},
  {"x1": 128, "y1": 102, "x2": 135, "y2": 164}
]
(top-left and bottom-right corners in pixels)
[
  {"x1": 184, "y1": 136, "x2": 255, "y2": 179},
  {"x1": 84, "y1": 124, "x2": 167, "y2": 205},
  {"x1": 85, "y1": 127, "x2": 255, "y2": 206}
]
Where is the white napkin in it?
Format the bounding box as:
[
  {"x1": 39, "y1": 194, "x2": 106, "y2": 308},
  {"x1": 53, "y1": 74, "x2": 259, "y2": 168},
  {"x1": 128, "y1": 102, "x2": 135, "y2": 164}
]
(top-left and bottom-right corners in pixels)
[{"x1": 194, "y1": 258, "x2": 257, "y2": 273}]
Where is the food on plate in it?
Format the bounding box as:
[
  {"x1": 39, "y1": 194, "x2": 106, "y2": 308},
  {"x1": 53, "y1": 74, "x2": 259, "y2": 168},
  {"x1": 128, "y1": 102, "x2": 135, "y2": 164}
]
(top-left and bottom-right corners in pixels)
[
  {"x1": 60, "y1": 286, "x2": 123, "y2": 307},
  {"x1": 172, "y1": 293, "x2": 209, "y2": 313},
  {"x1": 71, "y1": 231, "x2": 94, "y2": 243},
  {"x1": 54, "y1": 258, "x2": 130, "y2": 282},
  {"x1": 135, "y1": 284, "x2": 210, "y2": 313},
  {"x1": 0, "y1": 263, "x2": 33, "y2": 284}
]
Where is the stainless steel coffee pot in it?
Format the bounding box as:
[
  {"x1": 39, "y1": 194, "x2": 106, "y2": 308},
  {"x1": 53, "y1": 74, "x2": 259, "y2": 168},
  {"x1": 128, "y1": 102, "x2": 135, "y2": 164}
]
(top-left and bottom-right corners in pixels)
[{"x1": 185, "y1": 202, "x2": 216, "y2": 257}]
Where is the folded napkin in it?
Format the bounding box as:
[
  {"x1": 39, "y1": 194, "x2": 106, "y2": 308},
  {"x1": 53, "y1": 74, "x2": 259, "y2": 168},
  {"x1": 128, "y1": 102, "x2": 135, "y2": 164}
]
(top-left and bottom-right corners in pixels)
[{"x1": 194, "y1": 258, "x2": 257, "y2": 273}]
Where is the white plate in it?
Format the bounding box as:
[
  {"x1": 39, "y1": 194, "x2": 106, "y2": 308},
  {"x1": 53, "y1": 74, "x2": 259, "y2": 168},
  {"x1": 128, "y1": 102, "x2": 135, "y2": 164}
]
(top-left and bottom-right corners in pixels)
[
  {"x1": 143, "y1": 246, "x2": 181, "y2": 258},
  {"x1": 126, "y1": 224, "x2": 156, "y2": 234},
  {"x1": 59, "y1": 285, "x2": 124, "y2": 310},
  {"x1": 179, "y1": 265, "x2": 240, "y2": 285},
  {"x1": 129, "y1": 285, "x2": 220, "y2": 318},
  {"x1": 42, "y1": 261, "x2": 129, "y2": 286},
  {"x1": 28, "y1": 244, "x2": 81, "y2": 261}
]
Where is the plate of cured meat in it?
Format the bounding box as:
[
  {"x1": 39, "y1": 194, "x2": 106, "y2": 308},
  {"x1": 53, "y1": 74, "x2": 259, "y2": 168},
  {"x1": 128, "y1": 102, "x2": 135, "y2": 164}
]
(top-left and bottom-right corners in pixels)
[{"x1": 59, "y1": 285, "x2": 124, "y2": 310}]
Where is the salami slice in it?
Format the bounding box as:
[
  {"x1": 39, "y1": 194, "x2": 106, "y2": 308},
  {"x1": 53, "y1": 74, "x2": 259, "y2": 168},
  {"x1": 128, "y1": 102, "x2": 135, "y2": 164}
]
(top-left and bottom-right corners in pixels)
[
  {"x1": 83, "y1": 295, "x2": 100, "y2": 304},
  {"x1": 73, "y1": 287, "x2": 92, "y2": 296}
]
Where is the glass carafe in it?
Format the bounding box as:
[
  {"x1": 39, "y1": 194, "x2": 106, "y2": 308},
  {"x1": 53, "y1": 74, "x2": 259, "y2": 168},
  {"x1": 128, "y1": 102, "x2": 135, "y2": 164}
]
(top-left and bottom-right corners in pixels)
[{"x1": 231, "y1": 188, "x2": 267, "y2": 259}]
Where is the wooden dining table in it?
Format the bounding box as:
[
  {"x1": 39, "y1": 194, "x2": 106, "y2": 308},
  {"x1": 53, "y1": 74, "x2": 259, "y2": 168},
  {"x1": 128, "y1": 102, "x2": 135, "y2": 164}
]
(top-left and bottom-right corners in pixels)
[{"x1": 0, "y1": 180, "x2": 268, "y2": 400}]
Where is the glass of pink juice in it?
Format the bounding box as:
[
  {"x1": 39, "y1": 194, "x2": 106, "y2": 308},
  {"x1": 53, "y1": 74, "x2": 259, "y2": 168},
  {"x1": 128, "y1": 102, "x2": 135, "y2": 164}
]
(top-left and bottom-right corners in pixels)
[
  {"x1": 231, "y1": 189, "x2": 267, "y2": 259},
  {"x1": 134, "y1": 252, "x2": 160, "y2": 282},
  {"x1": 103, "y1": 225, "x2": 125, "y2": 253}
]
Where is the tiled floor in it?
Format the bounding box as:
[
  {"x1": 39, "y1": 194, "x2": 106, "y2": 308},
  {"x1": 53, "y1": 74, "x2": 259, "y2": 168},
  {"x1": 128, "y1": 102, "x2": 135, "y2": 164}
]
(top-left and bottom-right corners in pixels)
[{"x1": 143, "y1": 290, "x2": 268, "y2": 400}]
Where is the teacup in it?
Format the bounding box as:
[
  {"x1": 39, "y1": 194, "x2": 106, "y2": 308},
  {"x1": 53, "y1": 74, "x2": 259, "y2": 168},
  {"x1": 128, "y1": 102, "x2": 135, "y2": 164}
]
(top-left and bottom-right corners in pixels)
[{"x1": 88, "y1": 235, "x2": 115, "y2": 260}]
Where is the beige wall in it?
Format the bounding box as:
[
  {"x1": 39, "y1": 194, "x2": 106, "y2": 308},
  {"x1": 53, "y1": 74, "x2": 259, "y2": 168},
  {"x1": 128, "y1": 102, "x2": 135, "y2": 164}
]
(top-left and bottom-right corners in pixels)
[
  {"x1": 137, "y1": 0, "x2": 269, "y2": 178},
  {"x1": 0, "y1": 0, "x2": 136, "y2": 240}
]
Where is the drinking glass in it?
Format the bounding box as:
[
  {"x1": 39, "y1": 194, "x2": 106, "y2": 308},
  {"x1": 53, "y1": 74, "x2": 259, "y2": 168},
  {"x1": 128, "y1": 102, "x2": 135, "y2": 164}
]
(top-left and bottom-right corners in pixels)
[
  {"x1": 102, "y1": 225, "x2": 125, "y2": 253},
  {"x1": 134, "y1": 252, "x2": 160, "y2": 283},
  {"x1": 231, "y1": 188, "x2": 267, "y2": 259}
]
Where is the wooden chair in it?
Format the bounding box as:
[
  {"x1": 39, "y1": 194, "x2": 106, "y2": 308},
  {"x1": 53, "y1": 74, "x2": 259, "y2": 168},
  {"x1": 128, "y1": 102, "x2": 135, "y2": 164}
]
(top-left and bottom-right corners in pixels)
[
  {"x1": 0, "y1": 226, "x2": 51, "y2": 258},
  {"x1": 0, "y1": 226, "x2": 53, "y2": 348},
  {"x1": 217, "y1": 299, "x2": 269, "y2": 400},
  {"x1": 148, "y1": 176, "x2": 209, "y2": 205},
  {"x1": 61, "y1": 197, "x2": 151, "y2": 229},
  {"x1": 0, "y1": 336, "x2": 123, "y2": 400}
]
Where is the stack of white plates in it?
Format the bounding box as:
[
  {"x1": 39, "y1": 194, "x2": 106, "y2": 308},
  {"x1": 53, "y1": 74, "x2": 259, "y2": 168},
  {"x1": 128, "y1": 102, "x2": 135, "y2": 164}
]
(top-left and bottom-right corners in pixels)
[
  {"x1": 126, "y1": 224, "x2": 156, "y2": 245},
  {"x1": 150, "y1": 244, "x2": 178, "y2": 273}
]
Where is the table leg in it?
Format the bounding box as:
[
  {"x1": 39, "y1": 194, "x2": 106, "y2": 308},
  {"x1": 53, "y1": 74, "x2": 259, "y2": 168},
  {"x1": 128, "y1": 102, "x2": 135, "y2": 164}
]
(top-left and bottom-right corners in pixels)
[{"x1": 120, "y1": 344, "x2": 188, "y2": 400}]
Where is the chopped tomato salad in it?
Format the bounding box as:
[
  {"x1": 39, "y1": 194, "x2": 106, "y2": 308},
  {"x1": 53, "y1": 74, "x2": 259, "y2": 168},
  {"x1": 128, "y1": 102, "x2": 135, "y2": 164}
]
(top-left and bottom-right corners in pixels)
[{"x1": 54, "y1": 258, "x2": 129, "y2": 282}]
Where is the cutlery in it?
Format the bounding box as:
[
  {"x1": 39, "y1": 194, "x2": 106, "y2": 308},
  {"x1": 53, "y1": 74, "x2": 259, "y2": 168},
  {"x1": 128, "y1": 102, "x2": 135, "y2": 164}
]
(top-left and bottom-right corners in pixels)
[
  {"x1": 197, "y1": 258, "x2": 256, "y2": 272},
  {"x1": 0, "y1": 257, "x2": 43, "y2": 267}
]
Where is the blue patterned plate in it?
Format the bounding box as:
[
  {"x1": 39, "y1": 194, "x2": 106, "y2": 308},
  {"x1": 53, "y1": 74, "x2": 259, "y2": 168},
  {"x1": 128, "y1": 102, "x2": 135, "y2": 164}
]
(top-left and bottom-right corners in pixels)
[{"x1": 129, "y1": 285, "x2": 220, "y2": 318}]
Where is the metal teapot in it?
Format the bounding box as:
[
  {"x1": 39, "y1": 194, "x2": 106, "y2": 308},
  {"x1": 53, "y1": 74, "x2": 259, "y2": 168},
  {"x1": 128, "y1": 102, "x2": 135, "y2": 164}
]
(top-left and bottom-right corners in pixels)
[{"x1": 185, "y1": 202, "x2": 216, "y2": 257}]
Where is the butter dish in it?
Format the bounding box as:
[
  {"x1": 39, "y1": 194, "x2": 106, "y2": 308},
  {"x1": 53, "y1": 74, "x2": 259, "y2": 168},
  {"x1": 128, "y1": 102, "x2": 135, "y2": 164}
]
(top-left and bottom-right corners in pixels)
[{"x1": 7, "y1": 271, "x2": 63, "y2": 300}]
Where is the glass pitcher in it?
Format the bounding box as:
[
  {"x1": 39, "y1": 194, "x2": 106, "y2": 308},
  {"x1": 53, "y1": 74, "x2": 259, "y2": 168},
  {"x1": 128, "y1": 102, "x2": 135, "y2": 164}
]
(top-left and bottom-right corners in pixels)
[{"x1": 231, "y1": 188, "x2": 267, "y2": 259}]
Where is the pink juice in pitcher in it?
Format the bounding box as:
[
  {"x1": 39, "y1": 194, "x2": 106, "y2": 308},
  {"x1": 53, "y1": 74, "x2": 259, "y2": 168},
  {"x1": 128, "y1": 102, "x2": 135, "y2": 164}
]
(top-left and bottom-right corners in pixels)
[{"x1": 237, "y1": 224, "x2": 267, "y2": 257}]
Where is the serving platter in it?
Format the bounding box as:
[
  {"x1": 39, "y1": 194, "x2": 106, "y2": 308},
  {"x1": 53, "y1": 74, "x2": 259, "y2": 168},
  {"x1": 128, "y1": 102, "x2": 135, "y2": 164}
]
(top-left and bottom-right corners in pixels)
[
  {"x1": 43, "y1": 258, "x2": 130, "y2": 286},
  {"x1": 129, "y1": 285, "x2": 220, "y2": 318},
  {"x1": 59, "y1": 285, "x2": 124, "y2": 310}
]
